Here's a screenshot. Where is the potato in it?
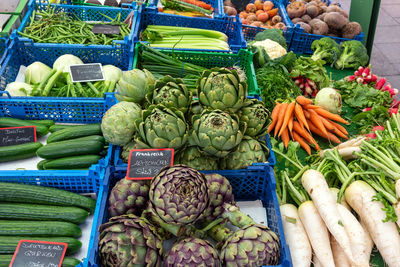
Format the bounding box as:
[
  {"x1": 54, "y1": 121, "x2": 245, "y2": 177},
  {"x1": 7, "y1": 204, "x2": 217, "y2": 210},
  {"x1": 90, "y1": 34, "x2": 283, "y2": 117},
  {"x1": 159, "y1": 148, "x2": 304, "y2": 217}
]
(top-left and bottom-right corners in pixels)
[
  {"x1": 311, "y1": 20, "x2": 329, "y2": 35},
  {"x1": 297, "y1": 22, "x2": 312, "y2": 33},
  {"x1": 309, "y1": 18, "x2": 322, "y2": 27},
  {"x1": 342, "y1": 22, "x2": 362, "y2": 39},
  {"x1": 316, "y1": 13, "x2": 327, "y2": 20},
  {"x1": 292, "y1": 18, "x2": 304, "y2": 24},
  {"x1": 301, "y1": 14, "x2": 312, "y2": 23},
  {"x1": 306, "y1": 4, "x2": 320, "y2": 18},
  {"x1": 324, "y1": 12, "x2": 349, "y2": 30}
]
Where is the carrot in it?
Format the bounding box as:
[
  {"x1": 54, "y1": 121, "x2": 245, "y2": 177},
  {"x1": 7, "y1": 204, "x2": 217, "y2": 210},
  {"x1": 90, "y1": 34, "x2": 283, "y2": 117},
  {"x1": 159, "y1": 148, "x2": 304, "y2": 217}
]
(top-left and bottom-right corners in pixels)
[
  {"x1": 293, "y1": 131, "x2": 311, "y2": 155},
  {"x1": 293, "y1": 121, "x2": 320, "y2": 150},
  {"x1": 274, "y1": 102, "x2": 288, "y2": 137},
  {"x1": 308, "y1": 120, "x2": 341, "y2": 144},
  {"x1": 303, "y1": 109, "x2": 311, "y2": 120},
  {"x1": 332, "y1": 127, "x2": 349, "y2": 139},
  {"x1": 303, "y1": 104, "x2": 319, "y2": 109},
  {"x1": 267, "y1": 103, "x2": 281, "y2": 133},
  {"x1": 281, "y1": 127, "x2": 290, "y2": 149},
  {"x1": 308, "y1": 109, "x2": 328, "y2": 136},
  {"x1": 288, "y1": 115, "x2": 294, "y2": 136},
  {"x1": 330, "y1": 121, "x2": 349, "y2": 135},
  {"x1": 294, "y1": 103, "x2": 310, "y2": 132},
  {"x1": 319, "y1": 116, "x2": 335, "y2": 132},
  {"x1": 314, "y1": 108, "x2": 349, "y2": 124},
  {"x1": 278, "y1": 102, "x2": 295, "y2": 137},
  {"x1": 296, "y1": 96, "x2": 313, "y2": 106},
  {"x1": 266, "y1": 8, "x2": 279, "y2": 17}
]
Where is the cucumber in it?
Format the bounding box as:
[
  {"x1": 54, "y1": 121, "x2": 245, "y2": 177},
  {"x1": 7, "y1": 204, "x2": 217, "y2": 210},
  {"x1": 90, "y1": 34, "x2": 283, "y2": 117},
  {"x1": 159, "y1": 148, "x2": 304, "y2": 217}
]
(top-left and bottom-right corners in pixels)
[
  {"x1": 43, "y1": 155, "x2": 102, "y2": 170},
  {"x1": 0, "y1": 203, "x2": 89, "y2": 224},
  {"x1": 0, "y1": 117, "x2": 49, "y2": 137},
  {"x1": 49, "y1": 124, "x2": 79, "y2": 133},
  {"x1": 0, "y1": 255, "x2": 80, "y2": 267},
  {"x1": 37, "y1": 140, "x2": 104, "y2": 159},
  {"x1": 47, "y1": 123, "x2": 102, "y2": 143},
  {"x1": 0, "y1": 236, "x2": 82, "y2": 255},
  {"x1": 37, "y1": 159, "x2": 51, "y2": 170},
  {"x1": 0, "y1": 142, "x2": 43, "y2": 163},
  {"x1": 0, "y1": 182, "x2": 96, "y2": 213},
  {"x1": 0, "y1": 221, "x2": 82, "y2": 237},
  {"x1": 26, "y1": 119, "x2": 55, "y2": 127}
]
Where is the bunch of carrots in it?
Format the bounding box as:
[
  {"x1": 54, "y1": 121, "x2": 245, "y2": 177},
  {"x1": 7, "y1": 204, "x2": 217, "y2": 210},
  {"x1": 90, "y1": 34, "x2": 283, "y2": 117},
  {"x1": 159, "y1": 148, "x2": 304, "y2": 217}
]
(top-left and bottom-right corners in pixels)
[
  {"x1": 181, "y1": 0, "x2": 213, "y2": 10},
  {"x1": 268, "y1": 96, "x2": 349, "y2": 155}
]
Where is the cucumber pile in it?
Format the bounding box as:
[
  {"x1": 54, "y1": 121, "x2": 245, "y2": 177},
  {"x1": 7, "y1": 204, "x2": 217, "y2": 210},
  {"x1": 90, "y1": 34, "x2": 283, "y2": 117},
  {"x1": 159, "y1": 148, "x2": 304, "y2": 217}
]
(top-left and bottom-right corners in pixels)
[
  {"x1": 0, "y1": 182, "x2": 96, "y2": 267},
  {"x1": 0, "y1": 118, "x2": 107, "y2": 169}
]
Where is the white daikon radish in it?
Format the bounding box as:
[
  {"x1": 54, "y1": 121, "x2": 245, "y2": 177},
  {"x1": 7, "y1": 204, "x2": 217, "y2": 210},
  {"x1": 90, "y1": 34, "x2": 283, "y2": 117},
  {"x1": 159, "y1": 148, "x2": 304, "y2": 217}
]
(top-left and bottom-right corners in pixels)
[
  {"x1": 345, "y1": 180, "x2": 400, "y2": 267},
  {"x1": 396, "y1": 179, "x2": 400, "y2": 198},
  {"x1": 298, "y1": 201, "x2": 334, "y2": 267},
  {"x1": 331, "y1": 234, "x2": 351, "y2": 267},
  {"x1": 280, "y1": 204, "x2": 312, "y2": 267},
  {"x1": 330, "y1": 187, "x2": 351, "y2": 210},
  {"x1": 301, "y1": 170, "x2": 355, "y2": 264}
]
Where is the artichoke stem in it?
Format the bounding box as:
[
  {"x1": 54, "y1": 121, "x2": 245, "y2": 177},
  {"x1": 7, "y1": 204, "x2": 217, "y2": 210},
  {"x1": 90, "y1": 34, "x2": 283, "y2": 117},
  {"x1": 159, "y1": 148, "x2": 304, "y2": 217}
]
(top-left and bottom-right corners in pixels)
[
  {"x1": 208, "y1": 223, "x2": 233, "y2": 243},
  {"x1": 221, "y1": 203, "x2": 256, "y2": 228}
]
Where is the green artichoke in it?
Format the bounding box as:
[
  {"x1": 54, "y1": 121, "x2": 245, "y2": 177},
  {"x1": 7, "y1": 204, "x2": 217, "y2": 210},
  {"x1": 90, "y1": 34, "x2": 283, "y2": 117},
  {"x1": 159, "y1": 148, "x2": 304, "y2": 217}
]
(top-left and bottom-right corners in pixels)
[
  {"x1": 190, "y1": 109, "x2": 246, "y2": 158},
  {"x1": 239, "y1": 99, "x2": 270, "y2": 138},
  {"x1": 98, "y1": 214, "x2": 162, "y2": 267},
  {"x1": 108, "y1": 179, "x2": 150, "y2": 217},
  {"x1": 121, "y1": 141, "x2": 139, "y2": 163},
  {"x1": 101, "y1": 101, "x2": 142, "y2": 146},
  {"x1": 220, "y1": 137, "x2": 269, "y2": 170},
  {"x1": 147, "y1": 75, "x2": 192, "y2": 113},
  {"x1": 200, "y1": 173, "x2": 234, "y2": 223},
  {"x1": 115, "y1": 69, "x2": 155, "y2": 104},
  {"x1": 175, "y1": 146, "x2": 219, "y2": 171},
  {"x1": 149, "y1": 165, "x2": 209, "y2": 225},
  {"x1": 197, "y1": 67, "x2": 247, "y2": 113},
  {"x1": 163, "y1": 237, "x2": 220, "y2": 267},
  {"x1": 135, "y1": 104, "x2": 188, "y2": 150}
]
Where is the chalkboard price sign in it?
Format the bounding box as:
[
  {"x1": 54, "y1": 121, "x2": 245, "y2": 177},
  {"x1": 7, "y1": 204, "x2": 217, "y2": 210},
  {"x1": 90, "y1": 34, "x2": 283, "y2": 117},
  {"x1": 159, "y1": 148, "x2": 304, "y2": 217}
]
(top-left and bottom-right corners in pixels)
[
  {"x1": 69, "y1": 63, "x2": 104, "y2": 83},
  {"x1": 92, "y1": 24, "x2": 120, "y2": 35},
  {"x1": 126, "y1": 148, "x2": 174, "y2": 180},
  {"x1": 10, "y1": 240, "x2": 67, "y2": 267},
  {"x1": 0, "y1": 126, "x2": 37, "y2": 147}
]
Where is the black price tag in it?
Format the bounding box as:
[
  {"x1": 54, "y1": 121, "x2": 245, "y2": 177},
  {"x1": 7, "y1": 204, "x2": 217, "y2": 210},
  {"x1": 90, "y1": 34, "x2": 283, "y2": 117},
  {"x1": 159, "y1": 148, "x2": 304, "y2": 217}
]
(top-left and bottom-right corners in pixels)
[
  {"x1": 10, "y1": 240, "x2": 68, "y2": 267},
  {"x1": 0, "y1": 126, "x2": 37, "y2": 147},
  {"x1": 230, "y1": 0, "x2": 252, "y2": 12},
  {"x1": 126, "y1": 148, "x2": 174, "y2": 180},
  {"x1": 92, "y1": 24, "x2": 120, "y2": 35},
  {"x1": 69, "y1": 63, "x2": 104, "y2": 83}
]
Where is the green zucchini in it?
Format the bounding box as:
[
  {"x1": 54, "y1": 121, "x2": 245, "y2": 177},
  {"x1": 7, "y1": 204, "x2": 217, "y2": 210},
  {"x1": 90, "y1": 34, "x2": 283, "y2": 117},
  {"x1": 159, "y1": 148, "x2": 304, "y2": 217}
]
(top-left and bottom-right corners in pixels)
[
  {"x1": 0, "y1": 220, "x2": 82, "y2": 237},
  {"x1": 47, "y1": 123, "x2": 102, "y2": 143},
  {"x1": 0, "y1": 236, "x2": 82, "y2": 255},
  {"x1": 0, "y1": 142, "x2": 43, "y2": 163},
  {"x1": 43, "y1": 155, "x2": 102, "y2": 171},
  {"x1": 49, "y1": 124, "x2": 79, "y2": 133},
  {"x1": 0, "y1": 117, "x2": 49, "y2": 137},
  {"x1": 37, "y1": 140, "x2": 104, "y2": 159},
  {"x1": 0, "y1": 255, "x2": 80, "y2": 267},
  {"x1": 37, "y1": 159, "x2": 51, "y2": 170},
  {"x1": 0, "y1": 203, "x2": 89, "y2": 224},
  {"x1": 0, "y1": 182, "x2": 96, "y2": 213},
  {"x1": 26, "y1": 119, "x2": 55, "y2": 127}
]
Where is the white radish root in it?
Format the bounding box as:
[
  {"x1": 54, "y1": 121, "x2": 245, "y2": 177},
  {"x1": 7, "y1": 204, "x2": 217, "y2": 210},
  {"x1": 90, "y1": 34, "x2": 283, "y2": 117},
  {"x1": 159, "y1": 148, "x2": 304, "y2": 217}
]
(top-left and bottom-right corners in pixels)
[
  {"x1": 345, "y1": 180, "x2": 400, "y2": 267},
  {"x1": 337, "y1": 203, "x2": 371, "y2": 266},
  {"x1": 396, "y1": 179, "x2": 400, "y2": 198},
  {"x1": 330, "y1": 187, "x2": 351, "y2": 211},
  {"x1": 331, "y1": 234, "x2": 351, "y2": 267},
  {"x1": 280, "y1": 204, "x2": 312, "y2": 267},
  {"x1": 298, "y1": 201, "x2": 335, "y2": 267},
  {"x1": 302, "y1": 170, "x2": 355, "y2": 265}
]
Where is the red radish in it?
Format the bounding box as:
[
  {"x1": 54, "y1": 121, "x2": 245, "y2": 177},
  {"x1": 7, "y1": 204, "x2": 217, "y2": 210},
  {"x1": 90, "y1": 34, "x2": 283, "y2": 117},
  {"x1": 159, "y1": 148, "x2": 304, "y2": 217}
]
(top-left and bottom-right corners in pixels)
[
  {"x1": 371, "y1": 74, "x2": 378, "y2": 82},
  {"x1": 356, "y1": 77, "x2": 363, "y2": 84},
  {"x1": 362, "y1": 107, "x2": 372, "y2": 112},
  {"x1": 347, "y1": 75, "x2": 356, "y2": 82},
  {"x1": 372, "y1": 125, "x2": 385, "y2": 132},
  {"x1": 362, "y1": 66, "x2": 370, "y2": 77},
  {"x1": 375, "y1": 78, "x2": 386, "y2": 90}
]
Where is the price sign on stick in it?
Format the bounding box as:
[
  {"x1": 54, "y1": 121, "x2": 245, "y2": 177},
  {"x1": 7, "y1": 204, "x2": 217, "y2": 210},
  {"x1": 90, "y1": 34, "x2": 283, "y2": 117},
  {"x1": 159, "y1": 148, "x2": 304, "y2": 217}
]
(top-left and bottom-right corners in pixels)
[
  {"x1": 126, "y1": 148, "x2": 174, "y2": 180},
  {"x1": 0, "y1": 126, "x2": 36, "y2": 147},
  {"x1": 69, "y1": 63, "x2": 104, "y2": 83},
  {"x1": 92, "y1": 24, "x2": 120, "y2": 35},
  {"x1": 10, "y1": 240, "x2": 67, "y2": 267}
]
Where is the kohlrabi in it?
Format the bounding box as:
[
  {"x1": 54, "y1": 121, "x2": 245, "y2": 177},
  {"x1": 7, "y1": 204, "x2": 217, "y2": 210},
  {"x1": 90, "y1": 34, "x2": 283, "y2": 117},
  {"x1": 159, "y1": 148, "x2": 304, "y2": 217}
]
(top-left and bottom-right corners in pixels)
[
  {"x1": 25, "y1": 62, "x2": 52, "y2": 85},
  {"x1": 315, "y1": 87, "x2": 342, "y2": 114},
  {"x1": 6, "y1": 82, "x2": 33, "y2": 96}
]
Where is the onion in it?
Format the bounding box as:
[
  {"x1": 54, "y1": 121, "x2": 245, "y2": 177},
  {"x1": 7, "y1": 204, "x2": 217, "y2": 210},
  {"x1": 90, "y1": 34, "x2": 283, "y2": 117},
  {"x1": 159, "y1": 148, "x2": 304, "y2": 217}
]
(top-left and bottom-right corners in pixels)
[{"x1": 315, "y1": 87, "x2": 342, "y2": 114}]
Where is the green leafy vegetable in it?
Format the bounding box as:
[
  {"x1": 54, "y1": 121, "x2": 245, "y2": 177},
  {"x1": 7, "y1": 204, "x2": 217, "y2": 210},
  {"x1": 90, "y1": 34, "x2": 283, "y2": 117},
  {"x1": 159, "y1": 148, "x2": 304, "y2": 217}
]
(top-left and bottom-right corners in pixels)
[
  {"x1": 290, "y1": 56, "x2": 330, "y2": 89},
  {"x1": 352, "y1": 106, "x2": 390, "y2": 134}
]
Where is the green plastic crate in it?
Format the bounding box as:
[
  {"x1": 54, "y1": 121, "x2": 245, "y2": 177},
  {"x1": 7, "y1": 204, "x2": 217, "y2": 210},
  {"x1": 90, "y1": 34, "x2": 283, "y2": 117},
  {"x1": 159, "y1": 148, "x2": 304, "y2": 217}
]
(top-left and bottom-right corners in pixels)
[{"x1": 133, "y1": 42, "x2": 260, "y2": 96}]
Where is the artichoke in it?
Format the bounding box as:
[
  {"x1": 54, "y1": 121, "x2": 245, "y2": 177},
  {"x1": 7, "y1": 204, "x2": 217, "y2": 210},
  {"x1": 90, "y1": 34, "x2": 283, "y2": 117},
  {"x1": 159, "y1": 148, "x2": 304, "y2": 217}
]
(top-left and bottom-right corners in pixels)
[
  {"x1": 135, "y1": 104, "x2": 188, "y2": 150},
  {"x1": 220, "y1": 137, "x2": 269, "y2": 170},
  {"x1": 190, "y1": 109, "x2": 246, "y2": 158},
  {"x1": 163, "y1": 237, "x2": 220, "y2": 267},
  {"x1": 149, "y1": 165, "x2": 209, "y2": 225},
  {"x1": 115, "y1": 69, "x2": 155, "y2": 104},
  {"x1": 147, "y1": 76, "x2": 192, "y2": 113},
  {"x1": 121, "y1": 141, "x2": 139, "y2": 163},
  {"x1": 101, "y1": 101, "x2": 142, "y2": 146},
  {"x1": 197, "y1": 67, "x2": 247, "y2": 113},
  {"x1": 201, "y1": 173, "x2": 234, "y2": 223},
  {"x1": 108, "y1": 179, "x2": 150, "y2": 217},
  {"x1": 175, "y1": 146, "x2": 219, "y2": 171},
  {"x1": 239, "y1": 99, "x2": 270, "y2": 138},
  {"x1": 98, "y1": 214, "x2": 162, "y2": 267}
]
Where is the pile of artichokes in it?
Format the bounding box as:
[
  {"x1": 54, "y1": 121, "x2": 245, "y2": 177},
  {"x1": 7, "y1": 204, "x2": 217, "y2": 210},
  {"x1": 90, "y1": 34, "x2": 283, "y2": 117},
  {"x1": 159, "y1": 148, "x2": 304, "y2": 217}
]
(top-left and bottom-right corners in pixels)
[
  {"x1": 101, "y1": 67, "x2": 271, "y2": 170},
  {"x1": 99, "y1": 165, "x2": 281, "y2": 267}
]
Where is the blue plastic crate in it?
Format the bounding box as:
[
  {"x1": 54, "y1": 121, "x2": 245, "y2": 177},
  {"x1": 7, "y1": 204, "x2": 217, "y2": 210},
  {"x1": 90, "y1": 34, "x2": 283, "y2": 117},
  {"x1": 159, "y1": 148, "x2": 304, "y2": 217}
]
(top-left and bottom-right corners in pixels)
[
  {"x1": 149, "y1": 0, "x2": 223, "y2": 17},
  {"x1": 0, "y1": 164, "x2": 106, "y2": 267},
  {"x1": 0, "y1": 38, "x2": 133, "y2": 92},
  {"x1": 85, "y1": 165, "x2": 292, "y2": 267},
  {"x1": 134, "y1": 6, "x2": 246, "y2": 52}
]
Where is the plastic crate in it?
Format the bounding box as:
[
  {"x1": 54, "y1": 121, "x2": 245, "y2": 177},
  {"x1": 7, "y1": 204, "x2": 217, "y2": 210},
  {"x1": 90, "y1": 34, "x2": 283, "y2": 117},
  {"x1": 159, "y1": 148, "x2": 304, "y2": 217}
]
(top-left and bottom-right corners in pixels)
[
  {"x1": 134, "y1": 6, "x2": 246, "y2": 52},
  {"x1": 149, "y1": 0, "x2": 223, "y2": 17},
  {"x1": 86, "y1": 165, "x2": 292, "y2": 267},
  {"x1": 133, "y1": 42, "x2": 259, "y2": 95},
  {"x1": 0, "y1": 38, "x2": 133, "y2": 92},
  {"x1": 17, "y1": 1, "x2": 137, "y2": 49},
  {"x1": 64, "y1": 0, "x2": 139, "y2": 8},
  {"x1": 0, "y1": 164, "x2": 106, "y2": 267}
]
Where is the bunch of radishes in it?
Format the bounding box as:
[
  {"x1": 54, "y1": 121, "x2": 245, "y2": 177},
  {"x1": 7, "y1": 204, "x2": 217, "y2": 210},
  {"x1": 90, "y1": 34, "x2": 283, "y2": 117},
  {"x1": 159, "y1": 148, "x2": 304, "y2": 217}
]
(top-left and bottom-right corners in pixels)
[{"x1": 293, "y1": 76, "x2": 318, "y2": 97}]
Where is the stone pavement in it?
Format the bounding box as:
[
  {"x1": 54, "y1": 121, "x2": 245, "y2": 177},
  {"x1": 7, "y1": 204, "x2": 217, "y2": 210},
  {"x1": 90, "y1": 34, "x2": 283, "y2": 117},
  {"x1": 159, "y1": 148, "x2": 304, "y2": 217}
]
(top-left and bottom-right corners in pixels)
[{"x1": 339, "y1": 0, "x2": 400, "y2": 90}]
